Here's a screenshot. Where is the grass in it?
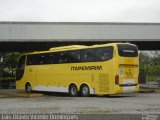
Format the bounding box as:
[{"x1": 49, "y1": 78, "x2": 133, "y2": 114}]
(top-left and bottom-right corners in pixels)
[{"x1": 146, "y1": 75, "x2": 160, "y2": 82}]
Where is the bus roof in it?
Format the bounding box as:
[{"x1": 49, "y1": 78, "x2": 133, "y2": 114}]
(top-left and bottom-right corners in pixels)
[
  {"x1": 26, "y1": 42, "x2": 133, "y2": 55},
  {"x1": 49, "y1": 45, "x2": 87, "y2": 51}
]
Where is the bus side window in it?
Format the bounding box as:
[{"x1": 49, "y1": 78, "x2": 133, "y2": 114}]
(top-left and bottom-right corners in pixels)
[
  {"x1": 68, "y1": 50, "x2": 80, "y2": 63},
  {"x1": 27, "y1": 55, "x2": 36, "y2": 65},
  {"x1": 80, "y1": 49, "x2": 94, "y2": 62},
  {"x1": 38, "y1": 55, "x2": 45, "y2": 64},
  {"x1": 94, "y1": 47, "x2": 113, "y2": 61},
  {"x1": 56, "y1": 51, "x2": 81, "y2": 63},
  {"x1": 47, "y1": 54, "x2": 55, "y2": 64},
  {"x1": 56, "y1": 52, "x2": 67, "y2": 63}
]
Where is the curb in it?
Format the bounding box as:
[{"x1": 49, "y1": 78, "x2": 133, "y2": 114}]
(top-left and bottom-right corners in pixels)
[
  {"x1": 140, "y1": 86, "x2": 160, "y2": 90},
  {"x1": 139, "y1": 86, "x2": 160, "y2": 93},
  {"x1": 0, "y1": 93, "x2": 44, "y2": 98},
  {"x1": 139, "y1": 89, "x2": 155, "y2": 93},
  {"x1": 155, "y1": 90, "x2": 160, "y2": 93}
]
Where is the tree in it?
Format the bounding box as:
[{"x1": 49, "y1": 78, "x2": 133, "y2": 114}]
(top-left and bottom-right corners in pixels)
[
  {"x1": 139, "y1": 51, "x2": 160, "y2": 69},
  {"x1": 139, "y1": 51, "x2": 160, "y2": 83},
  {"x1": 150, "y1": 51, "x2": 160, "y2": 66},
  {"x1": 0, "y1": 52, "x2": 21, "y2": 78},
  {"x1": 139, "y1": 51, "x2": 151, "y2": 72}
]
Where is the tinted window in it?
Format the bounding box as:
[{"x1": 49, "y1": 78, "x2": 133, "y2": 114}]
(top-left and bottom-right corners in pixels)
[
  {"x1": 37, "y1": 55, "x2": 46, "y2": 64},
  {"x1": 27, "y1": 53, "x2": 56, "y2": 65},
  {"x1": 80, "y1": 49, "x2": 94, "y2": 62},
  {"x1": 56, "y1": 50, "x2": 81, "y2": 63},
  {"x1": 26, "y1": 46, "x2": 114, "y2": 65},
  {"x1": 47, "y1": 54, "x2": 56, "y2": 64},
  {"x1": 68, "y1": 50, "x2": 81, "y2": 62},
  {"x1": 57, "y1": 52, "x2": 69, "y2": 63},
  {"x1": 95, "y1": 47, "x2": 113, "y2": 61},
  {"x1": 117, "y1": 44, "x2": 138, "y2": 57},
  {"x1": 27, "y1": 55, "x2": 37, "y2": 65}
]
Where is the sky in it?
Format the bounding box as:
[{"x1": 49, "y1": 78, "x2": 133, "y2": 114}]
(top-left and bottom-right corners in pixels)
[{"x1": 0, "y1": 0, "x2": 160, "y2": 22}]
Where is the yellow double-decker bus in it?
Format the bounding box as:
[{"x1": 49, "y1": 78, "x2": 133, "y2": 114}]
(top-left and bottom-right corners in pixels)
[{"x1": 16, "y1": 43, "x2": 139, "y2": 96}]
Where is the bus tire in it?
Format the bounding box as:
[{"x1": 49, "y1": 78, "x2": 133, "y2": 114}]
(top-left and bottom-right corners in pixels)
[
  {"x1": 25, "y1": 83, "x2": 32, "y2": 93},
  {"x1": 80, "y1": 84, "x2": 90, "y2": 97},
  {"x1": 69, "y1": 84, "x2": 78, "y2": 97}
]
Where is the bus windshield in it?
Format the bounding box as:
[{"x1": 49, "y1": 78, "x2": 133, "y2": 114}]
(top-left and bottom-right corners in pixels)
[{"x1": 117, "y1": 44, "x2": 138, "y2": 57}]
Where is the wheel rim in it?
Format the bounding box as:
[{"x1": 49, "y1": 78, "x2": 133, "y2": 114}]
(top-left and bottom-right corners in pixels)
[
  {"x1": 82, "y1": 86, "x2": 89, "y2": 96},
  {"x1": 71, "y1": 86, "x2": 77, "y2": 95},
  {"x1": 26, "y1": 85, "x2": 31, "y2": 93}
]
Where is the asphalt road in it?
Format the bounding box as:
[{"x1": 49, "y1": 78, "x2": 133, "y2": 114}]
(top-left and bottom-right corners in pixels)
[{"x1": 0, "y1": 89, "x2": 160, "y2": 120}]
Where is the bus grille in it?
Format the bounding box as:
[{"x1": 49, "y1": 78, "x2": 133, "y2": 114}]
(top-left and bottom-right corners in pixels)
[{"x1": 99, "y1": 74, "x2": 109, "y2": 92}]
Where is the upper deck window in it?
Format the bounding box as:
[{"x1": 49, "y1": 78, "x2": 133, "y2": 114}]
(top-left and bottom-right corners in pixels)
[{"x1": 117, "y1": 44, "x2": 138, "y2": 57}]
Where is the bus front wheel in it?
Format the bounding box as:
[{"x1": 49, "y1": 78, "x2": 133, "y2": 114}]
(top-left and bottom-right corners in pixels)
[
  {"x1": 25, "y1": 83, "x2": 32, "y2": 93},
  {"x1": 69, "y1": 84, "x2": 78, "y2": 97},
  {"x1": 80, "y1": 84, "x2": 90, "y2": 97}
]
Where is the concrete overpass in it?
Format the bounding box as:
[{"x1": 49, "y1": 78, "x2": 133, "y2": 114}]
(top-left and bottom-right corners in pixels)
[{"x1": 0, "y1": 22, "x2": 160, "y2": 51}]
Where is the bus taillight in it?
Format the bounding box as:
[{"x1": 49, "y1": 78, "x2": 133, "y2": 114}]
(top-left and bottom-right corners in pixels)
[{"x1": 115, "y1": 74, "x2": 119, "y2": 85}]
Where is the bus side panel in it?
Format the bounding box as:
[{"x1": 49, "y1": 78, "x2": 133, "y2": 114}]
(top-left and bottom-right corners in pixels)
[
  {"x1": 16, "y1": 80, "x2": 25, "y2": 90},
  {"x1": 16, "y1": 66, "x2": 37, "y2": 90},
  {"x1": 88, "y1": 60, "x2": 115, "y2": 95},
  {"x1": 34, "y1": 64, "x2": 94, "y2": 93},
  {"x1": 32, "y1": 61, "x2": 115, "y2": 95}
]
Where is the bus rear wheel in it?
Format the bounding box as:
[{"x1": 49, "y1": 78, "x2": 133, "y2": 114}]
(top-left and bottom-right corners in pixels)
[
  {"x1": 69, "y1": 84, "x2": 78, "y2": 97},
  {"x1": 25, "y1": 83, "x2": 32, "y2": 93},
  {"x1": 80, "y1": 84, "x2": 90, "y2": 97}
]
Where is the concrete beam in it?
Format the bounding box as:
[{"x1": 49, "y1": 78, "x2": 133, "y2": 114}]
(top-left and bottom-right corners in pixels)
[{"x1": 0, "y1": 22, "x2": 160, "y2": 42}]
